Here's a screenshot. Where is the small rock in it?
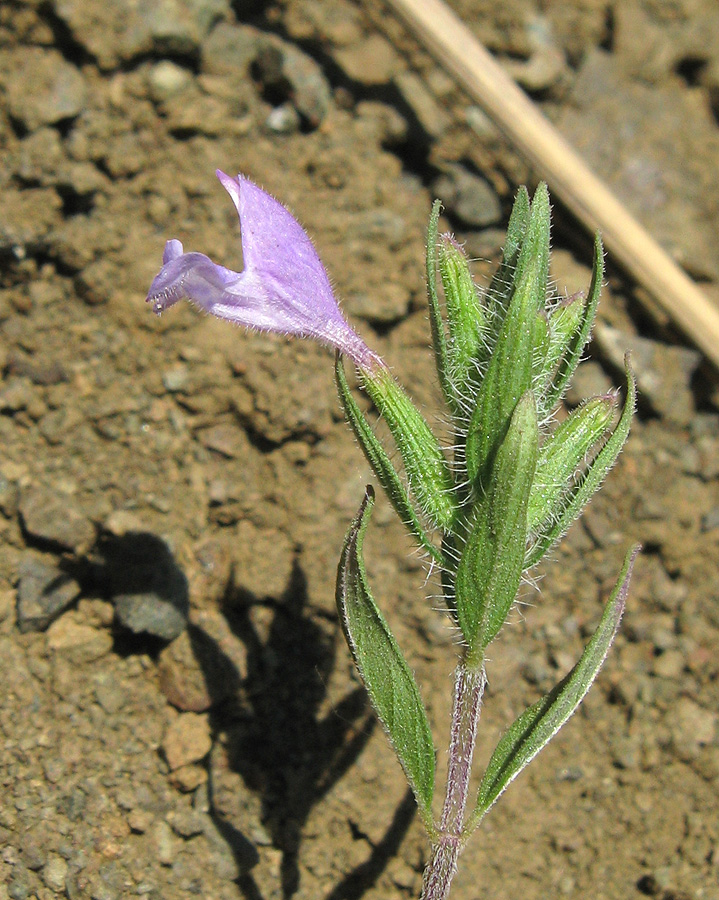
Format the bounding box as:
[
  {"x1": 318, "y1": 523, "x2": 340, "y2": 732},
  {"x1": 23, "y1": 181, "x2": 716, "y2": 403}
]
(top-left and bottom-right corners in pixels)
[
  {"x1": 266, "y1": 103, "x2": 301, "y2": 134},
  {"x1": 701, "y1": 507, "x2": 719, "y2": 532},
  {"x1": 46, "y1": 617, "x2": 113, "y2": 663},
  {"x1": 158, "y1": 627, "x2": 238, "y2": 712},
  {"x1": 594, "y1": 324, "x2": 701, "y2": 424},
  {"x1": 671, "y1": 697, "x2": 717, "y2": 758},
  {"x1": 0, "y1": 377, "x2": 35, "y2": 414},
  {"x1": 162, "y1": 712, "x2": 212, "y2": 770},
  {"x1": 115, "y1": 592, "x2": 187, "y2": 642},
  {"x1": 197, "y1": 422, "x2": 249, "y2": 459},
  {"x1": 348, "y1": 281, "x2": 410, "y2": 324},
  {"x1": 147, "y1": 61, "x2": 192, "y2": 103},
  {"x1": 127, "y1": 808, "x2": 154, "y2": 834},
  {"x1": 19, "y1": 486, "x2": 95, "y2": 554},
  {"x1": 5, "y1": 48, "x2": 87, "y2": 131},
  {"x1": 154, "y1": 820, "x2": 175, "y2": 867},
  {"x1": 169, "y1": 763, "x2": 208, "y2": 792},
  {"x1": 16, "y1": 555, "x2": 81, "y2": 633},
  {"x1": 394, "y1": 70, "x2": 451, "y2": 138},
  {"x1": 433, "y1": 165, "x2": 501, "y2": 228},
  {"x1": 42, "y1": 855, "x2": 68, "y2": 893},
  {"x1": 167, "y1": 809, "x2": 206, "y2": 838},
  {"x1": 652, "y1": 649, "x2": 685, "y2": 679},
  {"x1": 202, "y1": 22, "x2": 261, "y2": 77},
  {"x1": 107, "y1": 533, "x2": 189, "y2": 641},
  {"x1": 254, "y1": 37, "x2": 331, "y2": 128},
  {"x1": 161, "y1": 364, "x2": 190, "y2": 393},
  {"x1": 333, "y1": 34, "x2": 400, "y2": 85}
]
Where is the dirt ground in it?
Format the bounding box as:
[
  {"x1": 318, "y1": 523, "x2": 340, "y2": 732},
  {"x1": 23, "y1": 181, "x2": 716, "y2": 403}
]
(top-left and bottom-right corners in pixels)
[{"x1": 1, "y1": 1, "x2": 719, "y2": 898}]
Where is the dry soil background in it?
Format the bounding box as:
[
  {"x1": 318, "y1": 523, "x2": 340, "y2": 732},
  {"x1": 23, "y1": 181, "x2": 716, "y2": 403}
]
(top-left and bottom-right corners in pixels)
[{"x1": 1, "y1": 1, "x2": 719, "y2": 899}]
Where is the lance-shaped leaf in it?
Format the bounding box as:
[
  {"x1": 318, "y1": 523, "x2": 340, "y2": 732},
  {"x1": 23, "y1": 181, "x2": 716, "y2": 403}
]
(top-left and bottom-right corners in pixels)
[
  {"x1": 438, "y1": 236, "x2": 487, "y2": 395},
  {"x1": 455, "y1": 391, "x2": 539, "y2": 656},
  {"x1": 425, "y1": 199, "x2": 453, "y2": 408},
  {"x1": 540, "y1": 233, "x2": 604, "y2": 415},
  {"x1": 335, "y1": 355, "x2": 444, "y2": 566},
  {"x1": 484, "y1": 185, "x2": 530, "y2": 331},
  {"x1": 465, "y1": 186, "x2": 550, "y2": 485},
  {"x1": 526, "y1": 355, "x2": 636, "y2": 569},
  {"x1": 535, "y1": 294, "x2": 584, "y2": 408},
  {"x1": 361, "y1": 369, "x2": 457, "y2": 531},
  {"x1": 468, "y1": 544, "x2": 639, "y2": 828},
  {"x1": 527, "y1": 392, "x2": 618, "y2": 533},
  {"x1": 465, "y1": 271, "x2": 542, "y2": 486},
  {"x1": 336, "y1": 487, "x2": 436, "y2": 824}
]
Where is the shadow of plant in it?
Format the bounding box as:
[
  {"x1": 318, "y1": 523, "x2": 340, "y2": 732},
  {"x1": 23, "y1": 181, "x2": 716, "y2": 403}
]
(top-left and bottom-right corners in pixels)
[{"x1": 193, "y1": 557, "x2": 387, "y2": 898}]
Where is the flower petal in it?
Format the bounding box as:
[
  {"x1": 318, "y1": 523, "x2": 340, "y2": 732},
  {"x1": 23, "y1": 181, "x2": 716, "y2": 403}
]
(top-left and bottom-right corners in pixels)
[{"x1": 146, "y1": 173, "x2": 380, "y2": 370}]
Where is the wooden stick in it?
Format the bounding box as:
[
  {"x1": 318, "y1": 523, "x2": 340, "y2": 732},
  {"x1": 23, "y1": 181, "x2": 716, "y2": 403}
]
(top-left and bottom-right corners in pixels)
[{"x1": 384, "y1": 0, "x2": 719, "y2": 370}]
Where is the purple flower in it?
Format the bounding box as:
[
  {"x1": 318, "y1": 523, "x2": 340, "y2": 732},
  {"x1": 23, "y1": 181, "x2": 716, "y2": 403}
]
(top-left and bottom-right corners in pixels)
[{"x1": 146, "y1": 170, "x2": 381, "y2": 371}]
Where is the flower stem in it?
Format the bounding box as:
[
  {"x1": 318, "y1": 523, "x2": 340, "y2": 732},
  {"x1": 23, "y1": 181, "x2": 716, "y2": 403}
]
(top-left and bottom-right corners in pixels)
[{"x1": 420, "y1": 661, "x2": 486, "y2": 900}]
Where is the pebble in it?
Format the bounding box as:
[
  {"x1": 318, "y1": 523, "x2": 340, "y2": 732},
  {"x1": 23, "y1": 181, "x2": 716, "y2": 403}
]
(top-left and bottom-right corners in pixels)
[
  {"x1": 197, "y1": 423, "x2": 249, "y2": 459},
  {"x1": 154, "y1": 820, "x2": 175, "y2": 867},
  {"x1": 19, "y1": 486, "x2": 95, "y2": 554},
  {"x1": 266, "y1": 103, "x2": 301, "y2": 134},
  {"x1": 114, "y1": 591, "x2": 188, "y2": 642},
  {"x1": 147, "y1": 61, "x2": 192, "y2": 103},
  {"x1": 15, "y1": 554, "x2": 81, "y2": 633},
  {"x1": 42, "y1": 855, "x2": 68, "y2": 893},
  {"x1": 594, "y1": 324, "x2": 701, "y2": 424},
  {"x1": 162, "y1": 712, "x2": 212, "y2": 770},
  {"x1": 4, "y1": 48, "x2": 87, "y2": 132},
  {"x1": 394, "y1": 70, "x2": 452, "y2": 138},
  {"x1": 45, "y1": 616, "x2": 113, "y2": 663},
  {"x1": 157, "y1": 627, "x2": 237, "y2": 712},
  {"x1": 671, "y1": 697, "x2": 717, "y2": 758},
  {"x1": 254, "y1": 37, "x2": 331, "y2": 128},
  {"x1": 333, "y1": 34, "x2": 400, "y2": 85},
  {"x1": 433, "y1": 165, "x2": 501, "y2": 228},
  {"x1": 106, "y1": 533, "x2": 189, "y2": 641},
  {"x1": 0, "y1": 377, "x2": 35, "y2": 414}
]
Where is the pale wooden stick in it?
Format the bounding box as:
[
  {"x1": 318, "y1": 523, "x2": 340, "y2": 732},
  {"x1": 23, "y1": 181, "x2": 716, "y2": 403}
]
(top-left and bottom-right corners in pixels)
[{"x1": 385, "y1": 0, "x2": 719, "y2": 369}]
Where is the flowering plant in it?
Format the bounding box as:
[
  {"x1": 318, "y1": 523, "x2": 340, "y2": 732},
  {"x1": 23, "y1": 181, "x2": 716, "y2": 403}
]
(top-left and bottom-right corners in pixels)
[{"x1": 148, "y1": 171, "x2": 638, "y2": 900}]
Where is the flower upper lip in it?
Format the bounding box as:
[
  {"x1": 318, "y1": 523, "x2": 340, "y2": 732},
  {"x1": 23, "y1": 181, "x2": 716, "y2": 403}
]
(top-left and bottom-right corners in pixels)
[{"x1": 146, "y1": 170, "x2": 382, "y2": 371}]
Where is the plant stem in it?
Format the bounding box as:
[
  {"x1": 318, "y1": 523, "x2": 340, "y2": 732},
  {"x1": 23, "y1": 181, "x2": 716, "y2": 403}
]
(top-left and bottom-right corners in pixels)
[{"x1": 420, "y1": 661, "x2": 486, "y2": 900}]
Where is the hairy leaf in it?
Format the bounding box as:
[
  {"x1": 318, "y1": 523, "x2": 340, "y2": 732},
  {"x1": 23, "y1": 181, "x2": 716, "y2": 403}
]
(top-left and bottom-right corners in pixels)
[
  {"x1": 337, "y1": 487, "x2": 436, "y2": 823},
  {"x1": 469, "y1": 544, "x2": 640, "y2": 827},
  {"x1": 335, "y1": 355, "x2": 444, "y2": 566}
]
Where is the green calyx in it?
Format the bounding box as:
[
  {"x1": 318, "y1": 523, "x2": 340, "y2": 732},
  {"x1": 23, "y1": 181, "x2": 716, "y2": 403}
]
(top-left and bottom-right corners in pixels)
[
  {"x1": 360, "y1": 366, "x2": 457, "y2": 532},
  {"x1": 455, "y1": 391, "x2": 539, "y2": 657}
]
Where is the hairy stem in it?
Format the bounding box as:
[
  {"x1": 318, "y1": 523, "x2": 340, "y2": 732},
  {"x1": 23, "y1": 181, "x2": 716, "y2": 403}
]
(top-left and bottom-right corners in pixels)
[{"x1": 420, "y1": 662, "x2": 486, "y2": 900}]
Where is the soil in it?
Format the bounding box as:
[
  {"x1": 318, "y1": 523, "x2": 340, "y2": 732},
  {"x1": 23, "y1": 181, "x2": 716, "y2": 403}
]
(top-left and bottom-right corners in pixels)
[{"x1": 1, "y1": 1, "x2": 719, "y2": 899}]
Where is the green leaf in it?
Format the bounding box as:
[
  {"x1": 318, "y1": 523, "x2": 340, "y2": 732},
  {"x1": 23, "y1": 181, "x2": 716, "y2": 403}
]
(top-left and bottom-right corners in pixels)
[
  {"x1": 484, "y1": 186, "x2": 530, "y2": 327},
  {"x1": 525, "y1": 355, "x2": 636, "y2": 569},
  {"x1": 438, "y1": 236, "x2": 487, "y2": 395},
  {"x1": 361, "y1": 368, "x2": 457, "y2": 531},
  {"x1": 336, "y1": 486, "x2": 436, "y2": 824},
  {"x1": 541, "y1": 233, "x2": 604, "y2": 414},
  {"x1": 527, "y1": 393, "x2": 617, "y2": 533},
  {"x1": 469, "y1": 544, "x2": 640, "y2": 827},
  {"x1": 455, "y1": 392, "x2": 539, "y2": 655},
  {"x1": 513, "y1": 182, "x2": 550, "y2": 306},
  {"x1": 535, "y1": 295, "x2": 584, "y2": 409},
  {"x1": 465, "y1": 186, "x2": 550, "y2": 485},
  {"x1": 335, "y1": 354, "x2": 444, "y2": 566},
  {"x1": 425, "y1": 199, "x2": 453, "y2": 409},
  {"x1": 464, "y1": 273, "x2": 539, "y2": 485}
]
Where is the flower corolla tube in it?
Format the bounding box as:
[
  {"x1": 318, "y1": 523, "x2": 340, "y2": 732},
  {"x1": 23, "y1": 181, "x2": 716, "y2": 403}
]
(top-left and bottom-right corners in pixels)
[{"x1": 146, "y1": 170, "x2": 381, "y2": 371}]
